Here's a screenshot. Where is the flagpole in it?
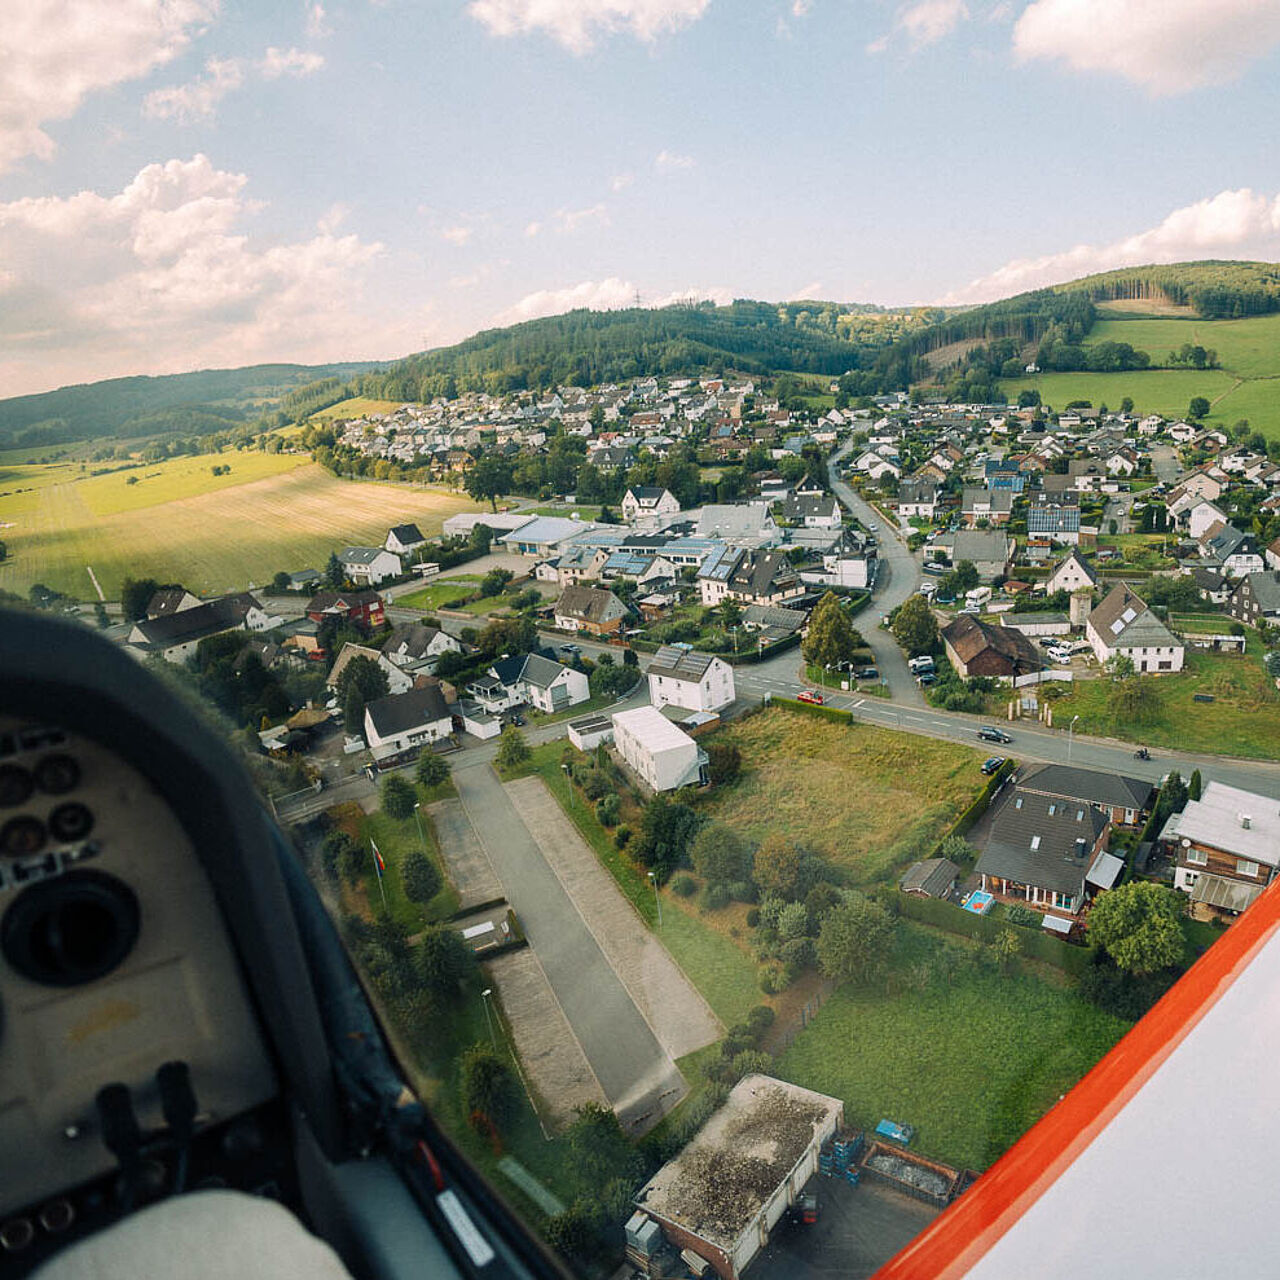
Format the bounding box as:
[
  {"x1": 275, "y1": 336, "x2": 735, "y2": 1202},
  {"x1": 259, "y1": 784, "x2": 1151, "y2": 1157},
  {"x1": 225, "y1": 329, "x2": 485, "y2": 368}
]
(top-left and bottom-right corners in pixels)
[{"x1": 371, "y1": 840, "x2": 388, "y2": 912}]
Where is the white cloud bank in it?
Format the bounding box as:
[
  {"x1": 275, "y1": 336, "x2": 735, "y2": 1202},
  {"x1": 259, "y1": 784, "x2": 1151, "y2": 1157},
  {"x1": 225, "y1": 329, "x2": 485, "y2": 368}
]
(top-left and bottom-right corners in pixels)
[
  {"x1": 0, "y1": 155, "x2": 427, "y2": 395},
  {"x1": 494, "y1": 277, "x2": 731, "y2": 324},
  {"x1": 1013, "y1": 0, "x2": 1280, "y2": 93},
  {"x1": 943, "y1": 187, "x2": 1280, "y2": 303},
  {"x1": 466, "y1": 0, "x2": 711, "y2": 52},
  {"x1": 0, "y1": 0, "x2": 217, "y2": 173},
  {"x1": 144, "y1": 46, "x2": 325, "y2": 122}
]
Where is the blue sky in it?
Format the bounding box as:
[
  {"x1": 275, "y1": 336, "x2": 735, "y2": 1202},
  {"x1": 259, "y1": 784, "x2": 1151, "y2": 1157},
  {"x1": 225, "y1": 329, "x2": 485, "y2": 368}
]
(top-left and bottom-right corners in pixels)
[{"x1": 3, "y1": 0, "x2": 1280, "y2": 395}]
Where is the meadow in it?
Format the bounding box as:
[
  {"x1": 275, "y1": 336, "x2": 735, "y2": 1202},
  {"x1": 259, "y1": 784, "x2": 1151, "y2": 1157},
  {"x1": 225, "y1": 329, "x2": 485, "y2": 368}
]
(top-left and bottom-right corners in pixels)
[
  {"x1": 305, "y1": 396, "x2": 406, "y2": 421},
  {"x1": 0, "y1": 452, "x2": 482, "y2": 600}
]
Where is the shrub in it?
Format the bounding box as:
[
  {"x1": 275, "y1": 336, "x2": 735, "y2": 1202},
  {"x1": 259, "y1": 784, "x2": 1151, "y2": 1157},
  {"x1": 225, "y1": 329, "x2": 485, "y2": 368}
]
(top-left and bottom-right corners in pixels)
[
  {"x1": 780, "y1": 936, "x2": 814, "y2": 968},
  {"x1": 701, "y1": 883, "x2": 731, "y2": 911},
  {"x1": 613, "y1": 825, "x2": 632, "y2": 849},
  {"x1": 671, "y1": 873, "x2": 697, "y2": 897},
  {"x1": 746, "y1": 1005, "x2": 775, "y2": 1038},
  {"x1": 758, "y1": 962, "x2": 785, "y2": 994},
  {"x1": 745, "y1": 907, "x2": 761, "y2": 928},
  {"x1": 594, "y1": 794, "x2": 620, "y2": 827},
  {"x1": 728, "y1": 879, "x2": 757, "y2": 904},
  {"x1": 1006, "y1": 904, "x2": 1040, "y2": 928}
]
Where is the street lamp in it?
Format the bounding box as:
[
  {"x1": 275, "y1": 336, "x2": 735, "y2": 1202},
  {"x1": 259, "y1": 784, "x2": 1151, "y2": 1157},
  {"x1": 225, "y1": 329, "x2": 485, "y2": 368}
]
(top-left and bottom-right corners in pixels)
[
  {"x1": 480, "y1": 987, "x2": 496, "y2": 1047},
  {"x1": 648, "y1": 871, "x2": 663, "y2": 926},
  {"x1": 561, "y1": 762, "x2": 573, "y2": 806},
  {"x1": 412, "y1": 800, "x2": 426, "y2": 852},
  {"x1": 732, "y1": 625, "x2": 738, "y2": 654},
  {"x1": 1067, "y1": 714, "x2": 1079, "y2": 762}
]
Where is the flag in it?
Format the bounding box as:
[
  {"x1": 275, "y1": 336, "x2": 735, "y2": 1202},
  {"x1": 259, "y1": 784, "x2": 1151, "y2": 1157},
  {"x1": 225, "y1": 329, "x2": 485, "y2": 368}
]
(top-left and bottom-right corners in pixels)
[{"x1": 371, "y1": 840, "x2": 386, "y2": 877}]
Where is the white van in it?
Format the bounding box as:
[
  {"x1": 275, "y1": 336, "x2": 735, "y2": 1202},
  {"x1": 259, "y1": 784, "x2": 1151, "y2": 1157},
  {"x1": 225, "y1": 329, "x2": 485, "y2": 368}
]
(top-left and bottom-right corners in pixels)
[{"x1": 965, "y1": 586, "x2": 992, "y2": 608}]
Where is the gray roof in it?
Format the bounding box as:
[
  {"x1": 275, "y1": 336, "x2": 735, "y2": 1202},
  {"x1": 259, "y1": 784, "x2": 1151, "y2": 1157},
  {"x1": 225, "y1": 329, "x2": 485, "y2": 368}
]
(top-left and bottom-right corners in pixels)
[
  {"x1": 341, "y1": 545, "x2": 394, "y2": 565},
  {"x1": 1016, "y1": 764, "x2": 1154, "y2": 814},
  {"x1": 648, "y1": 645, "x2": 719, "y2": 681},
  {"x1": 950, "y1": 530, "x2": 1012, "y2": 564},
  {"x1": 384, "y1": 621, "x2": 443, "y2": 661},
  {"x1": 490, "y1": 651, "x2": 573, "y2": 690},
  {"x1": 388, "y1": 522, "x2": 425, "y2": 544},
  {"x1": 977, "y1": 789, "x2": 1109, "y2": 897},
  {"x1": 365, "y1": 685, "x2": 450, "y2": 737},
  {"x1": 899, "y1": 858, "x2": 960, "y2": 897},
  {"x1": 1159, "y1": 782, "x2": 1280, "y2": 866},
  {"x1": 130, "y1": 592, "x2": 257, "y2": 649},
  {"x1": 1235, "y1": 570, "x2": 1280, "y2": 612}
]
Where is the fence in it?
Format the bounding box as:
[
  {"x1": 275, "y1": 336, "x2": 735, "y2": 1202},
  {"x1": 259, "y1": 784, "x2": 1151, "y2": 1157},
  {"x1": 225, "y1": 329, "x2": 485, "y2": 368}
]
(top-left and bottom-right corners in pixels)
[{"x1": 773, "y1": 984, "x2": 833, "y2": 1053}]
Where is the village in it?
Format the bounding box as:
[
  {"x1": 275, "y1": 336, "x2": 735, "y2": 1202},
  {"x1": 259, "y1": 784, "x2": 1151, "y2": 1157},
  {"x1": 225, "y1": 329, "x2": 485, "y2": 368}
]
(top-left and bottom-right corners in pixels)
[{"x1": 94, "y1": 374, "x2": 1280, "y2": 1280}]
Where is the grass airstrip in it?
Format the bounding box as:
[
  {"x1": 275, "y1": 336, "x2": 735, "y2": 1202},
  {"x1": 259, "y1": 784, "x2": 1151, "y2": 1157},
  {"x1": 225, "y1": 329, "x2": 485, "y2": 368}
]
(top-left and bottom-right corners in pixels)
[{"x1": 0, "y1": 450, "x2": 482, "y2": 600}]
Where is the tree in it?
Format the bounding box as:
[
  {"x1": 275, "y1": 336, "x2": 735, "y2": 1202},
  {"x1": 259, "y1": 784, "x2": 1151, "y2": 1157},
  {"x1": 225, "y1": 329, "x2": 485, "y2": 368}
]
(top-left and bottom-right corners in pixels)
[
  {"x1": 753, "y1": 834, "x2": 824, "y2": 901},
  {"x1": 418, "y1": 925, "x2": 474, "y2": 1002},
  {"x1": 992, "y1": 927, "x2": 1021, "y2": 972},
  {"x1": 382, "y1": 773, "x2": 417, "y2": 820},
  {"x1": 272, "y1": 571, "x2": 291, "y2": 592},
  {"x1": 567, "y1": 1102, "x2": 644, "y2": 1189},
  {"x1": 416, "y1": 751, "x2": 450, "y2": 788},
  {"x1": 690, "y1": 822, "x2": 751, "y2": 886},
  {"x1": 1120, "y1": 397, "x2": 1134, "y2": 415},
  {"x1": 892, "y1": 593, "x2": 939, "y2": 656},
  {"x1": 337, "y1": 655, "x2": 389, "y2": 732},
  {"x1": 480, "y1": 568, "x2": 513, "y2": 597},
  {"x1": 1188, "y1": 396, "x2": 1210, "y2": 420},
  {"x1": 1088, "y1": 881, "x2": 1186, "y2": 975},
  {"x1": 634, "y1": 795, "x2": 703, "y2": 881},
  {"x1": 952, "y1": 560, "x2": 980, "y2": 593},
  {"x1": 464, "y1": 456, "x2": 514, "y2": 511},
  {"x1": 0, "y1": 538, "x2": 6, "y2": 562},
  {"x1": 1109, "y1": 673, "x2": 1161, "y2": 724},
  {"x1": 469, "y1": 522, "x2": 493, "y2": 553},
  {"x1": 326, "y1": 551, "x2": 345, "y2": 588},
  {"x1": 120, "y1": 576, "x2": 159, "y2": 622},
  {"x1": 460, "y1": 1043, "x2": 518, "y2": 1131},
  {"x1": 495, "y1": 725, "x2": 531, "y2": 771},
  {"x1": 478, "y1": 614, "x2": 538, "y2": 658},
  {"x1": 802, "y1": 591, "x2": 859, "y2": 669},
  {"x1": 1188, "y1": 768, "x2": 1203, "y2": 801},
  {"x1": 402, "y1": 851, "x2": 442, "y2": 904},
  {"x1": 816, "y1": 892, "x2": 895, "y2": 985}
]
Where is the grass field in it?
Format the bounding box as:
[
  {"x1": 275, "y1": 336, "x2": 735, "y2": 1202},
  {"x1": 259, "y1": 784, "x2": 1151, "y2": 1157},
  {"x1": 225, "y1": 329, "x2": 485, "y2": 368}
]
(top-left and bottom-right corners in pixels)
[
  {"x1": 0, "y1": 453, "x2": 482, "y2": 600},
  {"x1": 397, "y1": 575, "x2": 484, "y2": 610},
  {"x1": 702, "y1": 708, "x2": 987, "y2": 885},
  {"x1": 1001, "y1": 369, "x2": 1239, "y2": 420},
  {"x1": 305, "y1": 396, "x2": 406, "y2": 421},
  {"x1": 1090, "y1": 313, "x2": 1280, "y2": 379},
  {"x1": 775, "y1": 922, "x2": 1130, "y2": 1170},
  {"x1": 1052, "y1": 648, "x2": 1280, "y2": 760}
]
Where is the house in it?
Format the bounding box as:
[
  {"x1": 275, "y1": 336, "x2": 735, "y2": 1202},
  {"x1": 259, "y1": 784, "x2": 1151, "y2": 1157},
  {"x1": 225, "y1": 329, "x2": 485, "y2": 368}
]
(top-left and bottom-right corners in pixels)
[
  {"x1": 723, "y1": 548, "x2": 804, "y2": 607},
  {"x1": 945, "y1": 530, "x2": 1014, "y2": 582},
  {"x1": 1184, "y1": 499, "x2": 1229, "y2": 540},
  {"x1": 285, "y1": 569, "x2": 321, "y2": 592},
  {"x1": 501, "y1": 516, "x2": 601, "y2": 557},
  {"x1": 363, "y1": 685, "x2": 453, "y2": 760},
  {"x1": 468, "y1": 652, "x2": 589, "y2": 715},
  {"x1": 1267, "y1": 536, "x2": 1280, "y2": 571},
  {"x1": 611, "y1": 705, "x2": 708, "y2": 793},
  {"x1": 975, "y1": 789, "x2": 1113, "y2": 916},
  {"x1": 1045, "y1": 549, "x2": 1098, "y2": 596},
  {"x1": 942, "y1": 614, "x2": 1042, "y2": 680},
  {"x1": 554, "y1": 585, "x2": 629, "y2": 635},
  {"x1": 126, "y1": 592, "x2": 274, "y2": 662},
  {"x1": 1227, "y1": 570, "x2": 1280, "y2": 625},
  {"x1": 961, "y1": 487, "x2": 1013, "y2": 527},
  {"x1": 897, "y1": 478, "x2": 941, "y2": 520},
  {"x1": 1086, "y1": 584, "x2": 1184, "y2": 673},
  {"x1": 339, "y1": 546, "x2": 402, "y2": 586},
  {"x1": 1027, "y1": 493, "x2": 1081, "y2": 545},
  {"x1": 899, "y1": 858, "x2": 961, "y2": 899},
  {"x1": 621, "y1": 487, "x2": 680, "y2": 526},
  {"x1": 647, "y1": 645, "x2": 736, "y2": 713},
  {"x1": 1198, "y1": 523, "x2": 1264, "y2": 577},
  {"x1": 326, "y1": 642, "x2": 412, "y2": 695},
  {"x1": 1015, "y1": 764, "x2": 1154, "y2": 828},
  {"x1": 1067, "y1": 460, "x2": 1114, "y2": 492},
  {"x1": 802, "y1": 532, "x2": 873, "y2": 590},
  {"x1": 383, "y1": 622, "x2": 462, "y2": 670},
  {"x1": 1185, "y1": 566, "x2": 1231, "y2": 607},
  {"x1": 145, "y1": 586, "x2": 201, "y2": 618},
  {"x1": 781, "y1": 492, "x2": 842, "y2": 529},
  {"x1": 1163, "y1": 782, "x2": 1280, "y2": 915},
  {"x1": 305, "y1": 589, "x2": 385, "y2": 630},
  {"x1": 385, "y1": 523, "x2": 427, "y2": 557},
  {"x1": 693, "y1": 505, "x2": 778, "y2": 545}
]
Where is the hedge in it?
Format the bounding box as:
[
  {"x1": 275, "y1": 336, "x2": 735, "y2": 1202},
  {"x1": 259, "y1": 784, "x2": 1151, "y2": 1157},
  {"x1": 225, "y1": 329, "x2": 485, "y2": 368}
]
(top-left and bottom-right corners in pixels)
[
  {"x1": 897, "y1": 892, "x2": 1094, "y2": 977},
  {"x1": 773, "y1": 696, "x2": 855, "y2": 724}
]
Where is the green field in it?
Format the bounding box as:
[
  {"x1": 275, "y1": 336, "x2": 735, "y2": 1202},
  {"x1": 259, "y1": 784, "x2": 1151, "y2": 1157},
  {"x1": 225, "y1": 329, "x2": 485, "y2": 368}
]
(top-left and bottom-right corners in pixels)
[
  {"x1": 397, "y1": 575, "x2": 485, "y2": 610},
  {"x1": 1002, "y1": 369, "x2": 1239, "y2": 420},
  {"x1": 0, "y1": 452, "x2": 482, "y2": 600},
  {"x1": 775, "y1": 923, "x2": 1130, "y2": 1170},
  {"x1": 1090, "y1": 313, "x2": 1280, "y2": 379},
  {"x1": 306, "y1": 396, "x2": 407, "y2": 421},
  {"x1": 701, "y1": 708, "x2": 987, "y2": 885}
]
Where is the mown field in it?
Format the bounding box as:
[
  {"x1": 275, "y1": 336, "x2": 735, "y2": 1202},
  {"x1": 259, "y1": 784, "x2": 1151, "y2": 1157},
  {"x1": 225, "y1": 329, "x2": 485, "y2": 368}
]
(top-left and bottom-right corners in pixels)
[
  {"x1": 701, "y1": 708, "x2": 987, "y2": 885},
  {"x1": 306, "y1": 396, "x2": 406, "y2": 421},
  {"x1": 0, "y1": 453, "x2": 482, "y2": 600}
]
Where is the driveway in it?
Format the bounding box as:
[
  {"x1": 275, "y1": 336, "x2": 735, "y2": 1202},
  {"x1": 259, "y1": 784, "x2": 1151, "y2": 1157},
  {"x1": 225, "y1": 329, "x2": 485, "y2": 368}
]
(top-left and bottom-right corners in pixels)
[{"x1": 428, "y1": 798, "x2": 502, "y2": 909}]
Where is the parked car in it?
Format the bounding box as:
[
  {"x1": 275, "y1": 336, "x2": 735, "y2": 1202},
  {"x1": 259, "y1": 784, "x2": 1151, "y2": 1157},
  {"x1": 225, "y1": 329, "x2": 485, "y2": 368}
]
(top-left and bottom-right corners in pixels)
[
  {"x1": 561, "y1": 643, "x2": 581, "y2": 654},
  {"x1": 980, "y1": 756, "x2": 1006, "y2": 776},
  {"x1": 916, "y1": 673, "x2": 938, "y2": 687},
  {"x1": 505, "y1": 713, "x2": 526, "y2": 727},
  {"x1": 1046, "y1": 648, "x2": 1072, "y2": 665},
  {"x1": 796, "y1": 690, "x2": 824, "y2": 705},
  {"x1": 977, "y1": 726, "x2": 1013, "y2": 744},
  {"x1": 854, "y1": 666, "x2": 879, "y2": 680}
]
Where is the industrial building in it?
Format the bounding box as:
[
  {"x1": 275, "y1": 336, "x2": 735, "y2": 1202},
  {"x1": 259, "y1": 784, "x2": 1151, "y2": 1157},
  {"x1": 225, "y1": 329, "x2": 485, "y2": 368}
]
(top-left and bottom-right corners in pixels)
[{"x1": 611, "y1": 705, "x2": 708, "y2": 793}]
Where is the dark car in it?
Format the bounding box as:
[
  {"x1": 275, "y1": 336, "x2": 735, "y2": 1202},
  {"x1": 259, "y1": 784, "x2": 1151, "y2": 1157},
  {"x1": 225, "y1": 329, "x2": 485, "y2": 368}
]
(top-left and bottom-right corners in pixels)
[
  {"x1": 855, "y1": 666, "x2": 879, "y2": 680},
  {"x1": 978, "y1": 726, "x2": 1013, "y2": 744},
  {"x1": 506, "y1": 713, "x2": 526, "y2": 727},
  {"x1": 981, "y1": 756, "x2": 1006, "y2": 775},
  {"x1": 916, "y1": 672, "x2": 937, "y2": 687}
]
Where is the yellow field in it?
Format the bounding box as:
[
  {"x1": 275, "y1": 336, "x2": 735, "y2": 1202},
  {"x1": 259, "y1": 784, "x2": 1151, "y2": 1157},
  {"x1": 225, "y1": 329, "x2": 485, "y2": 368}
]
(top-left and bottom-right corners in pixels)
[
  {"x1": 0, "y1": 457, "x2": 482, "y2": 600},
  {"x1": 307, "y1": 396, "x2": 407, "y2": 421}
]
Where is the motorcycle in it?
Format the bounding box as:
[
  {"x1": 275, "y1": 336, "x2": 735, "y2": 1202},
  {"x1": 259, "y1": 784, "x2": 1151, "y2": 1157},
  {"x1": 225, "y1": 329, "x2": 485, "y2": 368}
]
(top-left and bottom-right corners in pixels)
[{"x1": 1134, "y1": 747, "x2": 1150, "y2": 761}]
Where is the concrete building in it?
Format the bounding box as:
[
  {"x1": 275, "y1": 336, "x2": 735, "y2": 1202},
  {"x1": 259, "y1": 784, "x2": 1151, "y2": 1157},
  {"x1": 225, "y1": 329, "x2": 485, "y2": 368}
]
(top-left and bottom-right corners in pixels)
[
  {"x1": 340, "y1": 546, "x2": 402, "y2": 586},
  {"x1": 632, "y1": 1075, "x2": 844, "y2": 1280},
  {"x1": 647, "y1": 645, "x2": 735, "y2": 713},
  {"x1": 612, "y1": 705, "x2": 708, "y2": 793}
]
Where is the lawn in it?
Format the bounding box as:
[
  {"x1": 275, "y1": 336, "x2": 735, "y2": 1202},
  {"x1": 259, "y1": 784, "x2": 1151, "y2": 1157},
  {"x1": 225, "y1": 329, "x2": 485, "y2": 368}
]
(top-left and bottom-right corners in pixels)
[
  {"x1": 1090, "y1": 313, "x2": 1280, "y2": 380},
  {"x1": 397, "y1": 575, "x2": 484, "y2": 610},
  {"x1": 1050, "y1": 649, "x2": 1280, "y2": 760},
  {"x1": 702, "y1": 708, "x2": 989, "y2": 885},
  {"x1": 657, "y1": 903, "x2": 765, "y2": 1026},
  {"x1": 774, "y1": 922, "x2": 1131, "y2": 1170},
  {"x1": 0, "y1": 456, "x2": 483, "y2": 599},
  {"x1": 305, "y1": 396, "x2": 407, "y2": 421}
]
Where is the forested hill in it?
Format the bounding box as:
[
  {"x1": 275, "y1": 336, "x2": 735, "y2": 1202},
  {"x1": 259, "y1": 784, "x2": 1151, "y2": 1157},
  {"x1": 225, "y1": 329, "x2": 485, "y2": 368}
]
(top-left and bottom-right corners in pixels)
[
  {"x1": 357, "y1": 301, "x2": 927, "y2": 400},
  {"x1": 0, "y1": 361, "x2": 384, "y2": 450},
  {"x1": 1053, "y1": 260, "x2": 1280, "y2": 319}
]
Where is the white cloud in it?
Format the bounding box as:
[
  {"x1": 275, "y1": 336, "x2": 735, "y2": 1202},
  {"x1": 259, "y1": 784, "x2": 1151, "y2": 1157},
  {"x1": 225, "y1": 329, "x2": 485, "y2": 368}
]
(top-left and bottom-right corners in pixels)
[
  {"x1": 792, "y1": 0, "x2": 813, "y2": 15},
  {"x1": 942, "y1": 187, "x2": 1280, "y2": 303},
  {"x1": 655, "y1": 149, "x2": 696, "y2": 171},
  {"x1": 305, "y1": 2, "x2": 332, "y2": 39},
  {"x1": 258, "y1": 46, "x2": 325, "y2": 78},
  {"x1": 865, "y1": 33, "x2": 889, "y2": 52},
  {"x1": 0, "y1": 155, "x2": 424, "y2": 395},
  {"x1": 143, "y1": 56, "x2": 245, "y2": 123},
  {"x1": 899, "y1": 0, "x2": 969, "y2": 47},
  {"x1": 0, "y1": 0, "x2": 217, "y2": 173},
  {"x1": 466, "y1": 0, "x2": 710, "y2": 53},
  {"x1": 317, "y1": 202, "x2": 349, "y2": 233},
  {"x1": 495, "y1": 277, "x2": 732, "y2": 324},
  {"x1": 440, "y1": 225, "x2": 473, "y2": 245},
  {"x1": 555, "y1": 202, "x2": 609, "y2": 233},
  {"x1": 610, "y1": 171, "x2": 635, "y2": 192},
  {"x1": 789, "y1": 280, "x2": 824, "y2": 299},
  {"x1": 1013, "y1": 0, "x2": 1280, "y2": 93},
  {"x1": 524, "y1": 220, "x2": 542, "y2": 237}
]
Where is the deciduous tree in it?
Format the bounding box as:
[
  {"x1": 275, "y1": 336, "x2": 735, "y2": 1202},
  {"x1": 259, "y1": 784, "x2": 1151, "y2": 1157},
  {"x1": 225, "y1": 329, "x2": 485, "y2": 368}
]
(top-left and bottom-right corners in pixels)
[
  {"x1": 381, "y1": 773, "x2": 417, "y2": 820},
  {"x1": 816, "y1": 891, "x2": 895, "y2": 985},
  {"x1": 802, "y1": 591, "x2": 858, "y2": 669},
  {"x1": 689, "y1": 822, "x2": 751, "y2": 886},
  {"x1": 402, "y1": 851, "x2": 442, "y2": 904},
  {"x1": 892, "y1": 593, "x2": 939, "y2": 656},
  {"x1": 1088, "y1": 881, "x2": 1186, "y2": 975}
]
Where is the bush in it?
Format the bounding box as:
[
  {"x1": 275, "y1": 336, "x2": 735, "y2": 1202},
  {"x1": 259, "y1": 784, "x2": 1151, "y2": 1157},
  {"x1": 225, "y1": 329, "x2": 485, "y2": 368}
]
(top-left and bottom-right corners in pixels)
[
  {"x1": 614, "y1": 824, "x2": 632, "y2": 849},
  {"x1": 1006, "y1": 904, "x2": 1041, "y2": 928},
  {"x1": 779, "y1": 936, "x2": 814, "y2": 968},
  {"x1": 746, "y1": 1005, "x2": 775, "y2": 1038},
  {"x1": 728, "y1": 879, "x2": 757, "y2": 904},
  {"x1": 745, "y1": 907, "x2": 761, "y2": 928},
  {"x1": 758, "y1": 962, "x2": 786, "y2": 994},
  {"x1": 701, "y1": 883, "x2": 731, "y2": 911},
  {"x1": 594, "y1": 794, "x2": 620, "y2": 827},
  {"x1": 671, "y1": 873, "x2": 697, "y2": 897}
]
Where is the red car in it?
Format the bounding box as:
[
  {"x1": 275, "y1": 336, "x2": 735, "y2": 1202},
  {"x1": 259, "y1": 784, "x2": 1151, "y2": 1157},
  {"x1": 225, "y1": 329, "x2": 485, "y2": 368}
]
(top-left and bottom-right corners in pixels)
[{"x1": 796, "y1": 690, "x2": 824, "y2": 705}]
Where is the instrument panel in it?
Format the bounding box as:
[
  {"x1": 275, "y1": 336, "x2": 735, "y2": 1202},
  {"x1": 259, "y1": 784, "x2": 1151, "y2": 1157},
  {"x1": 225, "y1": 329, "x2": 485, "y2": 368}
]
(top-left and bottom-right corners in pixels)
[{"x1": 0, "y1": 718, "x2": 277, "y2": 1221}]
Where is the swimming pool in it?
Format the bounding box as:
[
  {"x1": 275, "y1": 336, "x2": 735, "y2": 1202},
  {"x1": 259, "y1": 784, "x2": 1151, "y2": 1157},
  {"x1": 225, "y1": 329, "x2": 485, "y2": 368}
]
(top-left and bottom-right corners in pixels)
[{"x1": 963, "y1": 890, "x2": 995, "y2": 915}]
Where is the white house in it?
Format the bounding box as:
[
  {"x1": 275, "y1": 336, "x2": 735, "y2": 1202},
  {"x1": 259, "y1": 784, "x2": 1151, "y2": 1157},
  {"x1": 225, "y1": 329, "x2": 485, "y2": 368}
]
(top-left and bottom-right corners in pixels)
[
  {"x1": 611, "y1": 705, "x2": 708, "y2": 793},
  {"x1": 1045, "y1": 549, "x2": 1098, "y2": 596},
  {"x1": 782, "y1": 492, "x2": 842, "y2": 529},
  {"x1": 1187, "y1": 500, "x2": 1229, "y2": 540},
  {"x1": 385, "y1": 523, "x2": 427, "y2": 556},
  {"x1": 340, "y1": 546, "x2": 402, "y2": 586},
  {"x1": 382, "y1": 622, "x2": 462, "y2": 669},
  {"x1": 1087, "y1": 584, "x2": 1185, "y2": 674},
  {"x1": 647, "y1": 645, "x2": 736, "y2": 713},
  {"x1": 621, "y1": 486, "x2": 681, "y2": 527},
  {"x1": 467, "y1": 652, "x2": 590, "y2": 715},
  {"x1": 363, "y1": 686, "x2": 453, "y2": 760}
]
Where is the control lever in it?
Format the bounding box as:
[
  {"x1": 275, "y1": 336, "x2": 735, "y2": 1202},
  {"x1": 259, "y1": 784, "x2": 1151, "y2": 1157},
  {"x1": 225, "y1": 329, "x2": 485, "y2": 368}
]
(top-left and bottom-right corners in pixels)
[
  {"x1": 95, "y1": 1084, "x2": 142, "y2": 1211},
  {"x1": 157, "y1": 1062, "x2": 197, "y2": 1193}
]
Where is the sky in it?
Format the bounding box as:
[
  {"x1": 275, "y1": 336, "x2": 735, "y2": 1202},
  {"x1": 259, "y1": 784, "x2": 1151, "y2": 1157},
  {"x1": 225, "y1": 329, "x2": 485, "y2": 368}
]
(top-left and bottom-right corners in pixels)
[{"x1": 3, "y1": 0, "x2": 1280, "y2": 396}]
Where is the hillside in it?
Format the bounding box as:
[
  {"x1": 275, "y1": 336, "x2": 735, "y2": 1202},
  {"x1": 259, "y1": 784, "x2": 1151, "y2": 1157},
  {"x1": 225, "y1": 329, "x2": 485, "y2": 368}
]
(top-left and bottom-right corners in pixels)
[
  {"x1": 1050, "y1": 261, "x2": 1280, "y2": 319},
  {"x1": 0, "y1": 361, "x2": 386, "y2": 452}
]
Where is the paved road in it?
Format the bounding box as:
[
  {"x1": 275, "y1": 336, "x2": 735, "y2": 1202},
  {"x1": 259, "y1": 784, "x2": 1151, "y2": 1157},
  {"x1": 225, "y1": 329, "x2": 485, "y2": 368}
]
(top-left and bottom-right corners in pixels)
[
  {"x1": 827, "y1": 442, "x2": 924, "y2": 705},
  {"x1": 1150, "y1": 444, "x2": 1181, "y2": 484}
]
